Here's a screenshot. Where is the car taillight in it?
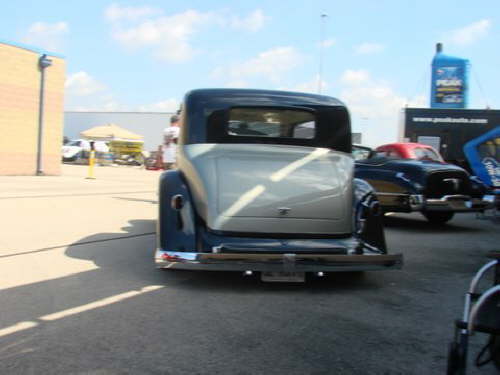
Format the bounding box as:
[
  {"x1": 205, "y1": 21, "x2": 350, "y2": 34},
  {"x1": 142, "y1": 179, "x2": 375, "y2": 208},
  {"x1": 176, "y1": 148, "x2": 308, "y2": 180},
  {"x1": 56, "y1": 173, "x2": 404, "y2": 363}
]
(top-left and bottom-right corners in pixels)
[
  {"x1": 161, "y1": 253, "x2": 180, "y2": 261},
  {"x1": 171, "y1": 194, "x2": 184, "y2": 210}
]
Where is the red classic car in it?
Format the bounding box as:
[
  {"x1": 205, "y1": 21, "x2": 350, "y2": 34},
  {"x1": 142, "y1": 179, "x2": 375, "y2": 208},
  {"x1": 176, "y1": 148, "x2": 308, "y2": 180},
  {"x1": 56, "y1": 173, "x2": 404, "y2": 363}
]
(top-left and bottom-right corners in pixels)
[{"x1": 375, "y1": 142, "x2": 444, "y2": 162}]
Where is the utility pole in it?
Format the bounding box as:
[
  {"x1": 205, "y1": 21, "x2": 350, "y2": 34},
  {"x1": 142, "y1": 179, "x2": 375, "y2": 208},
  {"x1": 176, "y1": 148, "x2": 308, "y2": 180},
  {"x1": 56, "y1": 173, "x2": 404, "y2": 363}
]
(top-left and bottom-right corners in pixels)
[
  {"x1": 318, "y1": 13, "x2": 328, "y2": 94},
  {"x1": 36, "y1": 54, "x2": 53, "y2": 175}
]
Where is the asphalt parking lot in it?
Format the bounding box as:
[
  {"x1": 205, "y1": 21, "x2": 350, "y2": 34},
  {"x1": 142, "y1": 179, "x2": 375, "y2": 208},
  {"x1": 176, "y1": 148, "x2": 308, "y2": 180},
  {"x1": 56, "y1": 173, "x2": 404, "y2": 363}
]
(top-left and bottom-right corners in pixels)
[{"x1": 0, "y1": 165, "x2": 498, "y2": 374}]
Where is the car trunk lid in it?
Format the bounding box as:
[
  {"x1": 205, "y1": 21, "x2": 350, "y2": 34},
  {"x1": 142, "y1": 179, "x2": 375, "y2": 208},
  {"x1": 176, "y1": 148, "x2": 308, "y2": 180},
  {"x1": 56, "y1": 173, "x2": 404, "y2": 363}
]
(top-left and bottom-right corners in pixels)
[{"x1": 180, "y1": 144, "x2": 354, "y2": 235}]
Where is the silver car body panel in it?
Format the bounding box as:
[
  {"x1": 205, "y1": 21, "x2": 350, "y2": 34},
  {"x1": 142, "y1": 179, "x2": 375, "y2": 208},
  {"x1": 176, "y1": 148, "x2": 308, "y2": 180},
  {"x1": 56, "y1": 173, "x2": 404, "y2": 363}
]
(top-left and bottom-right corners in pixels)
[{"x1": 177, "y1": 144, "x2": 354, "y2": 235}]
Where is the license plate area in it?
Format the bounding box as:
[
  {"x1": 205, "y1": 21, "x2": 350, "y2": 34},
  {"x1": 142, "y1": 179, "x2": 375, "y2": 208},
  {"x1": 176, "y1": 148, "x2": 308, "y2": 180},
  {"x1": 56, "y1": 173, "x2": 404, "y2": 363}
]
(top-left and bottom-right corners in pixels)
[{"x1": 261, "y1": 271, "x2": 305, "y2": 283}]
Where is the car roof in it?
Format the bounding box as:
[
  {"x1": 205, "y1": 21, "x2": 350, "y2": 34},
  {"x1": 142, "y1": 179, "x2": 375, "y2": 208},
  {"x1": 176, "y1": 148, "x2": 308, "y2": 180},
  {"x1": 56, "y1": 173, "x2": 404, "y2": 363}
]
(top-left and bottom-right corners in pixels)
[
  {"x1": 181, "y1": 88, "x2": 351, "y2": 152},
  {"x1": 185, "y1": 88, "x2": 346, "y2": 107}
]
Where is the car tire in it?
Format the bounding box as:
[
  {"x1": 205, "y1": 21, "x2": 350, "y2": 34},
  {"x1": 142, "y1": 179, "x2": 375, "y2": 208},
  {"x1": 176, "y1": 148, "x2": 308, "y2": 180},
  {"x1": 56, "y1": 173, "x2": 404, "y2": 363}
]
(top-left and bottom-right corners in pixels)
[
  {"x1": 71, "y1": 151, "x2": 82, "y2": 163},
  {"x1": 422, "y1": 211, "x2": 454, "y2": 224}
]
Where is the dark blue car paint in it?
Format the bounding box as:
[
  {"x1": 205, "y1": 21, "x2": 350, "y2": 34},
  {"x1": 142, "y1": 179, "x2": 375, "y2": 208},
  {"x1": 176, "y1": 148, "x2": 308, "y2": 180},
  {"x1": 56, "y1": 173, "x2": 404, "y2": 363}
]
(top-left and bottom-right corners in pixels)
[{"x1": 157, "y1": 170, "x2": 197, "y2": 252}]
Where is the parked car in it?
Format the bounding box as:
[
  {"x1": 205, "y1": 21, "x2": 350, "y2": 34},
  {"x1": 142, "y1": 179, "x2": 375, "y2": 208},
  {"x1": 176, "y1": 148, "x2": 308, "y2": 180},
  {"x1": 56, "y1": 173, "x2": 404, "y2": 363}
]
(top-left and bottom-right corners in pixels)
[
  {"x1": 353, "y1": 144, "x2": 494, "y2": 224},
  {"x1": 61, "y1": 139, "x2": 109, "y2": 162},
  {"x1": 155, "y1": 89, "x2": 402, "y2": 282}
]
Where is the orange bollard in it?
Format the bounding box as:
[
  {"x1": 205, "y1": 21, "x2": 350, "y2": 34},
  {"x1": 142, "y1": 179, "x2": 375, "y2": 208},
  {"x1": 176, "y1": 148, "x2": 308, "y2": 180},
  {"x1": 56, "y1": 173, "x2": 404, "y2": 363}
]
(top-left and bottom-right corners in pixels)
[
  {"x1": 86, "y1": 142, "x2": 96, "y2": 179},
  {"x1": 86, "y1": 150, "x2": 96, "y2": 179}
]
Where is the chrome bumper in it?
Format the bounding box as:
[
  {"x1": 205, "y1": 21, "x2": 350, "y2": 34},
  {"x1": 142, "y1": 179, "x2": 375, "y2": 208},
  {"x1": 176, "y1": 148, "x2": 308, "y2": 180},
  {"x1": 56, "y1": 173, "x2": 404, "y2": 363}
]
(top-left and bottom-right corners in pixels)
[
  {"x1": 155, "y1": 250, "x2": 403, "y2": 272},
  {"x1": 419, "y1": 194, "x2": 494, "y2": 212},
  {"x1": 378, "y1": 193, "x2": 494, "y2": 213}
]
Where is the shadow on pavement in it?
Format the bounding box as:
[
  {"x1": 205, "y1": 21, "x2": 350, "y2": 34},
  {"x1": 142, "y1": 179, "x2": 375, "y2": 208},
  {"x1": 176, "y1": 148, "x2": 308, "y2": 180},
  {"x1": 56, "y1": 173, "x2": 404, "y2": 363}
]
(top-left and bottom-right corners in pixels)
[
  {"x1": 2, "y1": 218, "x2": 498, "y2": 374},
  {"x1": 383, "y1": 213, "x2": 485, "y2": 233},
  {"x1": 4, "y1": 218, "x2": 500, "y2": 375},
  {"x1": 65, "y1": 219, "x2": 385, "y2": 294},
  {"x1": 0, "y1": 219, "x2": 409, "y2": 374},
  {"x1": 0, "y1": 218, "x2": 389, "y2": 336}
]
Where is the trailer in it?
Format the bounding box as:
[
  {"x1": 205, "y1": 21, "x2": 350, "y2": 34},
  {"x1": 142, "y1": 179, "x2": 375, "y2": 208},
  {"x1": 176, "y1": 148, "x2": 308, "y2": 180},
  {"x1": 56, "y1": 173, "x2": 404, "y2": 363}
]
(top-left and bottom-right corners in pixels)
[{"x1": 399, "y1": 108, "x2": 500, "y2": 171}]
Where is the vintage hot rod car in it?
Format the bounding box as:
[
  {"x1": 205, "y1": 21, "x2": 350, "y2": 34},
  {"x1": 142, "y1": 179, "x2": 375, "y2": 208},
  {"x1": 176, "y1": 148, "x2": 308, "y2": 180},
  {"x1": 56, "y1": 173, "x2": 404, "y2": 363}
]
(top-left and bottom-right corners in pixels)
[
  {"x1": 155, "y1": 89, "x2": 402, "y2": 281},
  {"x1": 353, "y1": 144, "x2": 494, "y2": 224}
]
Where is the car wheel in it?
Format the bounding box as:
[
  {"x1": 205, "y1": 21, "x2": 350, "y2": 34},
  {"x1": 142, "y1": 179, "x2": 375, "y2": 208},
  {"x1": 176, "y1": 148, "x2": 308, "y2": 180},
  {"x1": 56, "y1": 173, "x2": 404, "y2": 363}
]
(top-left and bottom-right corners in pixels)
[
  {"x1": 423, "y1": 211, "x2": 454, "y2": 224},
  {"x1": 71, "y1": 151, "x2": 82, "y2": 163}
]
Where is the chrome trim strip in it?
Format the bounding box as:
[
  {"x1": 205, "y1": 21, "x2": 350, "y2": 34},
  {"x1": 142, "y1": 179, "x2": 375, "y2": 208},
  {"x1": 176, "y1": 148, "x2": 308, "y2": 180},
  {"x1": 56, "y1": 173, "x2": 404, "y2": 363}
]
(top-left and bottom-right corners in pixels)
[
  {"x1": 439, "y1": 195, "x2": 470, "y2": 201},
  {"x1": 155, "y1": 250, "x2": 403, "y2": 272}
]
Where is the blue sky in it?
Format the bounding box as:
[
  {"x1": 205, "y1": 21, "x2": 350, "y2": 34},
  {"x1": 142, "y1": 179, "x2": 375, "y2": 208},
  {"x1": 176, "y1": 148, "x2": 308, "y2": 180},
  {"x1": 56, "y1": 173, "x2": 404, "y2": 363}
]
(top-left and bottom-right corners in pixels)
[{"x1": 2, "y1": 0, "x2": 499, "y2": 145}]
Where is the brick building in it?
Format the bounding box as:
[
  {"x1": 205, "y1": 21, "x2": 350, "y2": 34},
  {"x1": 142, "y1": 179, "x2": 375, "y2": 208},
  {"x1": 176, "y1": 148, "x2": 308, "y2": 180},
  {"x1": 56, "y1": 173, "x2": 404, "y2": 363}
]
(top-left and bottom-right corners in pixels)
[{"x1": 0, "y1": 40, "x2": 65, "y2": 175}]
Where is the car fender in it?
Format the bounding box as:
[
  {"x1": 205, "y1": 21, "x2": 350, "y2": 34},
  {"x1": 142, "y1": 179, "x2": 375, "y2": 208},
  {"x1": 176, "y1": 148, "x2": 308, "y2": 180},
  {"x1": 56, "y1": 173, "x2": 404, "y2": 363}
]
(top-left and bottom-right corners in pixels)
[
  {"x1": 353, "y1": 178, "x2": 387, "y2": 253},
  {"x1": 355, "y1": 162, "x2": 422, "y2": 195},
  {"x1": 158, "y1": 170, "x2": 197, "y2": 252}
]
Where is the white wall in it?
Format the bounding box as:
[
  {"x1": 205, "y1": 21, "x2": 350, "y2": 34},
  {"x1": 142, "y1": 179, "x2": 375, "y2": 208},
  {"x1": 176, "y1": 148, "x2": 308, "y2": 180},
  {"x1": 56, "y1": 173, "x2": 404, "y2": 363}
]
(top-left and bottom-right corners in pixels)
[{"x1": 64, "y1": 112, "x2": 174, "y2": 151}]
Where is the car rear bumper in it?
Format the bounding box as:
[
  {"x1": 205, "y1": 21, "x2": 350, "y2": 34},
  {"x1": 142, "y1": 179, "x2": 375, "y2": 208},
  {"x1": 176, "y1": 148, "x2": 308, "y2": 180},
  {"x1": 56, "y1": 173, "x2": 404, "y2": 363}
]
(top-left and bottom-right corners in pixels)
[
  {"x1": 155, "y1": 250, "x2": 403, "y2": 272},
  {"x1": 378, "y1": 193, "x2": 494, "y2": 213}
]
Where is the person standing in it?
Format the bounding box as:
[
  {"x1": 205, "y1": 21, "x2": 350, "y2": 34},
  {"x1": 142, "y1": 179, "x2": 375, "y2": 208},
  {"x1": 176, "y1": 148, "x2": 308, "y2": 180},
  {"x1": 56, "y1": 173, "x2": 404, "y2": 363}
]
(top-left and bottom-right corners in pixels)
[{"x1": 162, "y1": 115, "x2": 180, "y2": 170}]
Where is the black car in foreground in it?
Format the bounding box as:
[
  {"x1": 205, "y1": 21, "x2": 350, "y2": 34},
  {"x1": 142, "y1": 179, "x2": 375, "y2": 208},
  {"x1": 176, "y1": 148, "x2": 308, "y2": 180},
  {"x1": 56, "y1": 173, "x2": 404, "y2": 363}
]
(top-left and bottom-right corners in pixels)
[
  {"x1": 155, "y1": 89, "x2": 403, "y2": 282},
  {"x1": 353, "y1": 145, "x2": 494, "y2": 224}
]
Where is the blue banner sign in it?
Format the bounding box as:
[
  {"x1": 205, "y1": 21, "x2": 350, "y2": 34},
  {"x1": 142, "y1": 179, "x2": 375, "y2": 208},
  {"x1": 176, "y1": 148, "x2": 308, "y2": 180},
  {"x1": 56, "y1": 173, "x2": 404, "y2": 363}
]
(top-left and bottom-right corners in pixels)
[{"x1": 430, "y1": 47, "x2": 469, "y2": 109}]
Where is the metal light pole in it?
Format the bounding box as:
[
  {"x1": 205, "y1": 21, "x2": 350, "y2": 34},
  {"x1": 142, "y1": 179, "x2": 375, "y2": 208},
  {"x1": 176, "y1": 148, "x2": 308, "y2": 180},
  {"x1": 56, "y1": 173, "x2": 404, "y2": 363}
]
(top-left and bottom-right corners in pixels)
[
  {"x1": 36, "y1": 54, "x2": 53, "y2": 176},
  {"x1": 318, "y1": 13, "x2": 328, "y2": 94}
]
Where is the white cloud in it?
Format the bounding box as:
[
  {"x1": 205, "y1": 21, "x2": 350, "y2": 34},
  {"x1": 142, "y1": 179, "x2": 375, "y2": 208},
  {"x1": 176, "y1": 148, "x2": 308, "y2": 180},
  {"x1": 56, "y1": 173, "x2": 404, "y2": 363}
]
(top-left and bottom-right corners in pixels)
[
  {"x1": 65, "y1": 72, "x2": 106, "y2": 96},
  {"x1": 224, "y1": 80, "x2": 249, "y2": 88},
  {"x1": 106, "y1": 6, "x2": 268, "y2": 63},
  {"x1": 340, "y1": 69, "x2": 370, "y2": 85},
  {"x1": 22, "y1": 21, "x2": 68, "y2": 52},
  {"x1": 447, "y1": 19, "x2": 491, "y2": 45},
  {"x1": 338, "y1": 69, "x2": 426, "y2": 146},
  {"x1": 137, "y1": 98, "x2": 180, "y2": 112},
  {"x1": 212, "y1": 46, "x2": 302, "y2": 84},
  {"x1": 281, "y1": 75, "x2": 327, "y2": 94},
  {"x1": 354, "y1": 42, "x2": 385, "y2": 55},
  {"x1": 230, "y1": 9, "x2": 266, "y2": 32},
  {"x1": 64, "y1": 94, "x2": 121, "y2": 112},
  {"x1": 65, "y1": 72, "x2": 118, "y2": 111},
  {"x1": 64, "y1": 72, "x2": 181, "y2": 112},
  {"x1": 319, "y1": 38, "x2": 336, "y2": 48},
  {"x1": 110, "y1": 9, "x2": 211, "y2": 62},
  {"x1": 105, "y1": 3, "x2": 162, "y2": 22}
]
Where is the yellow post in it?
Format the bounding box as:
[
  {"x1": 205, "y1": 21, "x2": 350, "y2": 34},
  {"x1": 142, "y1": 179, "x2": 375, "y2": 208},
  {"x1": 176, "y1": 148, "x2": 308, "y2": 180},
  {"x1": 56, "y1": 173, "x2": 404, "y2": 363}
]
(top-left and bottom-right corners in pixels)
[{"x1": 86, "y1": 150, "x2": 96, "y2": 179}]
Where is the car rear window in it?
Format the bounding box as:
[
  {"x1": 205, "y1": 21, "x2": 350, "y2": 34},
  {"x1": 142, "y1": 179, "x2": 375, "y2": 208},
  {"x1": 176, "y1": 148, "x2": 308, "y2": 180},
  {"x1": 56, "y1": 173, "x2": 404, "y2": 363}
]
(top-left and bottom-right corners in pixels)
[{"x1": 227, "y1": 108, "x2": 315, "y2": 139}]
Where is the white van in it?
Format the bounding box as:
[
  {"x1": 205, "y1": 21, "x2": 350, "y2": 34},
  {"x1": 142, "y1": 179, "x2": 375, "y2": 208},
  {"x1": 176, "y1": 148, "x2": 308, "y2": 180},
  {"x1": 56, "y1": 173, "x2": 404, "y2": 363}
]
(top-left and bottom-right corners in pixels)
[{"x1": 62, "y1": 139, "x2": 109, "y2": 162}]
